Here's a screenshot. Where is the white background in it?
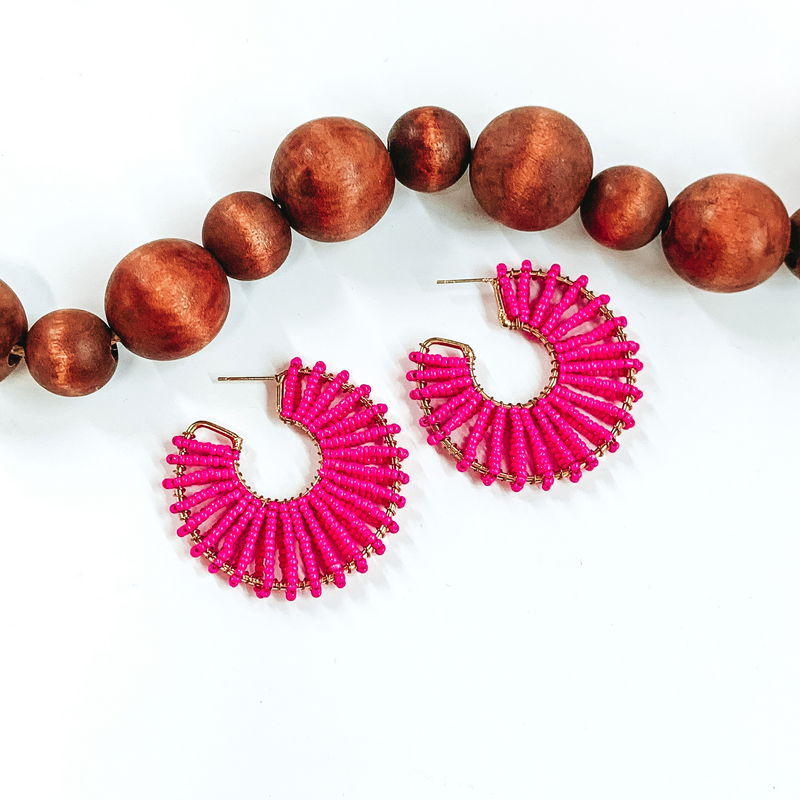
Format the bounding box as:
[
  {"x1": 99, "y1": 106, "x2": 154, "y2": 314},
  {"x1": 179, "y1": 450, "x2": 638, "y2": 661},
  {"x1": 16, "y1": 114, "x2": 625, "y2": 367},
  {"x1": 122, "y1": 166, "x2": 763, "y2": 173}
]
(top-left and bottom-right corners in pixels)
[{"x1": 0, "y1": 1, "x2": 798, "y2": 798}]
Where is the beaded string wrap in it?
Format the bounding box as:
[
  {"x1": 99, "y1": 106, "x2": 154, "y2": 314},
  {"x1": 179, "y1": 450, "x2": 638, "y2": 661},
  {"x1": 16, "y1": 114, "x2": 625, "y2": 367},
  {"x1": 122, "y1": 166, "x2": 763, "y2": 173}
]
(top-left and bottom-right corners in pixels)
[
  {"x1": 163, "y1": 357, "x2": 408, "y2": 600},
  {"x1": 406, "y1": 261, "x2": 642, "y2": 491}
]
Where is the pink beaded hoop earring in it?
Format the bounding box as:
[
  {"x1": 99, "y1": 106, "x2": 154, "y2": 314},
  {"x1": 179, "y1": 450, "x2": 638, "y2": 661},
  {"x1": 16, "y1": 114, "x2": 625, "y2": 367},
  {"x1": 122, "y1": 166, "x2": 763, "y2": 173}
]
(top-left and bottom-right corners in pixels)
[
  {"x1": 163, "y1": 357, "x2": 408, "y2": 600},
  {"x1": 406, "y1": 261, "x2": 643, "y2": 491}
]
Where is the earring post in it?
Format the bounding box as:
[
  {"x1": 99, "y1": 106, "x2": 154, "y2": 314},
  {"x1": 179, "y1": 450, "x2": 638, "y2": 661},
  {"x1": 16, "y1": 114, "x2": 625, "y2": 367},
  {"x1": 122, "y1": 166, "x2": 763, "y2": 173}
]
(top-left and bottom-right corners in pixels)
[
  {"x1": 437, "y1": 278, "x2": 493, "y2": 284},
  {"x1": 217, "y1": 376, "x2": 277, "y2": 382}
]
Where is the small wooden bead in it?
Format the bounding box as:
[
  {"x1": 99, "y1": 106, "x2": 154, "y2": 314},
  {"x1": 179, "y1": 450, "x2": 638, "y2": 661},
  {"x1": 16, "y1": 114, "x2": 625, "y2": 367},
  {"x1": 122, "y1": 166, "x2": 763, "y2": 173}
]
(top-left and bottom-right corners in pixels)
[
  {"x1": 662, "y1": 174, "x2": 790, "y2": 292},
  {"x1": 0, "y1": 278, "x2": 27, "y2": 383},
  {"x1": 105, "y1": 238, "x2": 230, "y2": 360},
  {"x1": 388, "y1": 106, "x2": 471, "y2": 192},
  {"x1": 202, "y1": 191, "x2": 291, "y2": 281},
  {"x1": 784, "y1": 208, "x2": 800, "y2": 276},
  {"x1": 580, "y1": 166, "x2": 667, "y2": 250},
  {"x1": 270, "y1": 117, "x2": 395, "y2": 243},
  {"x1": 26, "y1": 309, "x2": 117, "y2": 397},
  {"x1": 470, "y1": 106, "x2": 593, "y2": 231}
]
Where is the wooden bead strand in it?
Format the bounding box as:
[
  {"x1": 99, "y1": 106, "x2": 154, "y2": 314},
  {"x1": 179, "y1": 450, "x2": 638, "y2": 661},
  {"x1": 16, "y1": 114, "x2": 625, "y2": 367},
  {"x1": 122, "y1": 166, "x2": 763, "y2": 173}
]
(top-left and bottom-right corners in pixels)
[{"x1": 1, "y1": 104, "x2": 798, "y2": 398}]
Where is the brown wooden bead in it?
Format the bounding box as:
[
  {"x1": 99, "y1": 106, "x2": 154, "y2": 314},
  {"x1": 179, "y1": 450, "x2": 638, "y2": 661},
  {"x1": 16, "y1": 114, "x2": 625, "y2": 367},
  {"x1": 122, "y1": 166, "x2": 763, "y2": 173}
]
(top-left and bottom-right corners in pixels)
[
  {"x1": 270, "y1": 117, "x2": 395, "y2": 243},
  {"x1": 662, "y1": 174, "x2": 790, "y2": 293},
  {"x1": 26, "y1": 309, "x2": 117, "y2": 397},
  {"x1": 469, "y1": 106, "x2": 593, "y2": 231},
  {"x1": 784, "y1": 208, "x2": 800, "y2": 277},
  {"x1": 202, "y1": 192, "x2": 291, "y2": 281},
  {"x1": 0, "y1": 278, "x2": 27, "y2": 383},
  {"x1": 388, "y1": 106, "x2": 471, "y2": 192},
  {"x1": 105, "y1": 239, "x2": 230, "y2": 361},
  {"x1": 580, "y1": 166, "x2": 668, "y2": 250}
]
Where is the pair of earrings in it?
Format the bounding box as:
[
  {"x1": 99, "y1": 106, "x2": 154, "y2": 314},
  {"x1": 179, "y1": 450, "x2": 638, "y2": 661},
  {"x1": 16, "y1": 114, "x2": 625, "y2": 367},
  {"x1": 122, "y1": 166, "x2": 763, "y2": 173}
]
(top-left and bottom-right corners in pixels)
[{"x1": 163, "y1": 261, "x2": 642, "y2": 600}]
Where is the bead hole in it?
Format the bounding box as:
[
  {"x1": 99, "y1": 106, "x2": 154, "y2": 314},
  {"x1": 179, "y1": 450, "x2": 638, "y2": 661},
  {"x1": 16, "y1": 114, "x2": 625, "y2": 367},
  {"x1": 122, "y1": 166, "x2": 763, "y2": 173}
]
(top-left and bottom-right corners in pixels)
[{"x1": 7, "y1": 340, "x2": 24, "y2": 368}]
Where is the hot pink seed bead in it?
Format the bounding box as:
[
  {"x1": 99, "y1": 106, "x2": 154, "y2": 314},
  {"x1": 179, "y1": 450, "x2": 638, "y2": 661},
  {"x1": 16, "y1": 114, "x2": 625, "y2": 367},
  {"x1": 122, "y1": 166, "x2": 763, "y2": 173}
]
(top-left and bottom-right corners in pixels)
[
  {"x1": 533, "y1": 405, "x2": 581, "y2": 482},
  {"x1": 496, "y1": 263, "x2": 520, "y2": 321},
  {"x1": 162, "y1": 467, "x2": 236, "y2": 489},
  {"x1": 203, "y1": 500, "x2": 256, "y2": 566},
  {"x1": 408, "y1": 351, "x2": 469, "y2": 368},
  {"x1": 305, "y1": 369, "x2": 349, "y2": 425},
  {"x1": 323, "y1": 445, "x2": 407, "y2": 464},
  {"x1": 320, "y1": 423, "x2": 401, "y2": 449},
  {"x1": 429, "y1": 391, "x2": 482, "y2": 445},
  {"x1": 547, "y1": 393, "x2": 618, "y2": 452},
  {"x1": 517, "y1": 260, "x2": 532, "y2": 325},
  {"x1": 308, "y1": 492, "x2": 366, "y2": 570},
  {"x1": 324, "y1": 459, "x2": 409, "y2": 486},
  {"x1": 457, "y1": 400, "x2": 495, "y2": 472},
  {"x1": 250, "y1": 503, "x2": 278, "y2": 598},
  {"x1": 172, "y1": 437, "x2": 240, "y2": 460},
  {"x1": 409, "y1": 376, "x2": 473, "y2": 400},
  {"x1": 318, "y1": 495, "x2": 376, "y2": 573},
  {"x1": 298, "y1": 498, "x2": 346, "y2": 587},
  {"x1": 559, "y1": 341, "x2": 640, "y2": 362},
  {"x1": 540, "y1": 402, "x2": 598, "y2": 471},
  {"x1": 292, "y1": 360, "x2": 327, "y2": 424},
  {"x1": 558, "y1": 375, "x2": 641, "y2": 403},
  {"x1": 554, "y1": 385, "x2": 636, "y2": 427},
  {"x1": 530, "y1": 264, "x2": 560, "y2": 328},
  {"x1": 549, "y1": 295, "x2": 610, "y2": 341},
  {"x1": 321, "y1": 470, "x2": 404, "y2": 508},
  {"x1": 178, "y1": 486, "x2": 241, "y2": 531},
  {"x1": 309, "y1": 384, "x2": 371, "y2": 431},
  {"x1": 559, "y1": 357, "x2": 643, "y2": 377},
  {"x1": 288, "y1": 501, "x2": 322, "y2": 597},
  {"x1": 316, "y1": 489, "x2": 386, "y2": 557},
  {"x1": 166, "y1": 453, "x2": 235, "y2": 468},
  {"x1": 276, "y1": 503, "x2": 299, "y2": 601},
  {"x1": 191, "y1": 495, "x2": 252, "y2": 557},
  {"x1": 279, "y1": 357, "x2": 302, "y2": 418},
  {"x1": 518, "y1": 407, "x2": 556, "y2": 490},
  {"x1": 540, "y1": 275, "x2": 588, "y2": 336},
  {"x1": 191, "y1": 495, "x2": 250, "y2": 558},
  {"x1": 406, "y1": 365, "x2": 472, "y2": 382},
  {"x1": 320, "y1": 481, "x2": 396, "y2": 532},
  {"x1": 481, "y1": 405, "x2": 508, "y2": 486},
  {"x1": 421, "y1": 386, "x2": 477, "y2": 428},
  {"x1": 225, "y1": 504, "x2": 266, "y2": 585},
  {"x1": 553, "y1": 316, "x2": 627, "y2": 352},
  {"x1": 168, "y1": 478, "x2": 238, "y2": 513},
  {"x1": 507, "y1": 407, "x2": 530, "y2": 492},
  {"x1": 178, "y1": 487, "x2": 242, "y2": 536},
  {"x1": 560, "y1": 374, "x2": 643, "y2": 402},
  {"x1": 317, "y1": 404, "x2": 388, "y2": 439}
]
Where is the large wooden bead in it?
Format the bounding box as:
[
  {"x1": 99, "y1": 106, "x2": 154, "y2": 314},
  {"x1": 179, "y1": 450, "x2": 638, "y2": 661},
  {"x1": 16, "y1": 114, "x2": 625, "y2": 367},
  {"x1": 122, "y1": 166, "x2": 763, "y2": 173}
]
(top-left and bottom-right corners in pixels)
[
  {"x1": 662, "y1": 174, "x2": 790, "y2": 293},
  {"x1": 388, "y1": 106, "x2": 471, "y2": 192},
  {"x1": 105, "y1": 239, "x2": 230, "y2": 360},
  {"x1": 784, "y1": 208, "x2": 800, "y2": 277},
  {"x1": 469, "y1": 106, "x2": 593, "y2": 231},
  {"x1": 202, "y1": 192, "x2": 291, "y2": 281},
  {"x1": 0, "y1": 278, "x2": 27, "y2": 383},
  {"x1": 26, "y1": 309, "x2": 117, "y2": 397},
  {"x1": 270, "y1": 117, "x2": 395, "y2": 243},
  {"x1": 580, "y1": 166, "x2": 667, "y2": 250}
]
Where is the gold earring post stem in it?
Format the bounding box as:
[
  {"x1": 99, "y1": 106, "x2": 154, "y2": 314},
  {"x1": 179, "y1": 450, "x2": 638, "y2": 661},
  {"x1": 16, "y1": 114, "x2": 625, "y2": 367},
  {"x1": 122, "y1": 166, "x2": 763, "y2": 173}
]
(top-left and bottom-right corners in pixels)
[
  {"x1": 437, "y1": 278, "x2": 493, "y2": 284},
  {"x1": 217, "y1": 376, "x2": 277, "y2": 382}
]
